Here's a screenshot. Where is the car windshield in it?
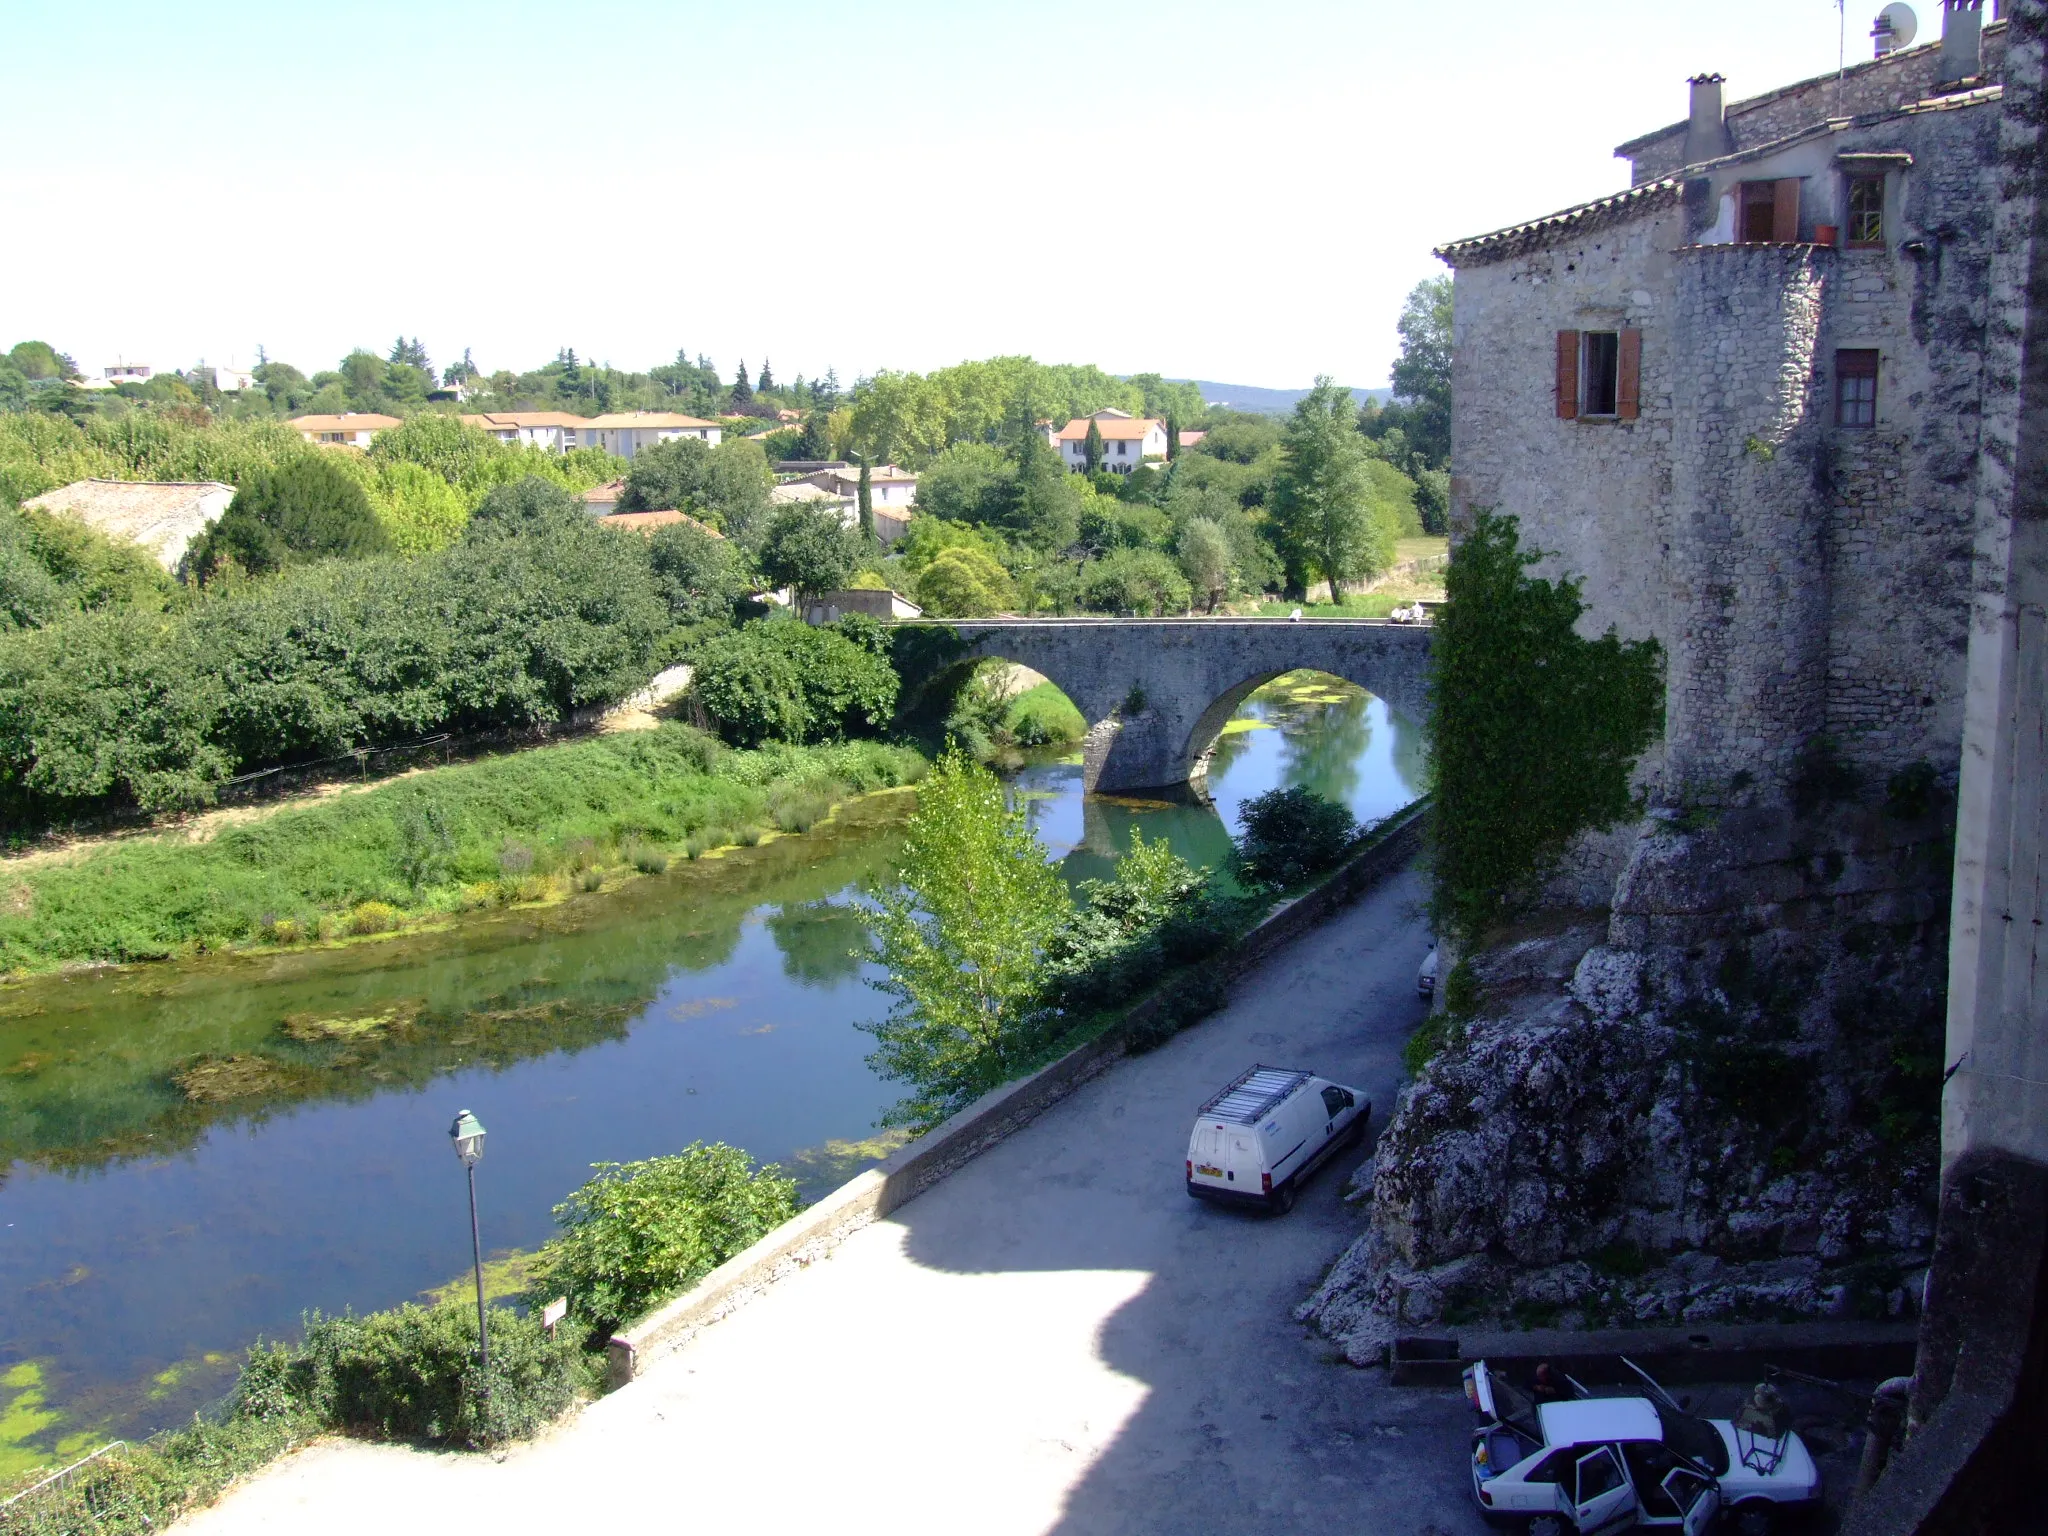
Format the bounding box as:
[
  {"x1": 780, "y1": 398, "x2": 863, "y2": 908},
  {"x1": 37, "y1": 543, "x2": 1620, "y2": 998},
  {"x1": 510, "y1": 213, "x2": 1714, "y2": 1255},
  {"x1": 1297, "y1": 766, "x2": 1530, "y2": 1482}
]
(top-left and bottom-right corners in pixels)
[
  {"x1": 1657, "y1": 1405, "x2": 1730, "y2": 1475},
  {"x1": 1491, "y1": 1373, "x2": 1541, "y2": 1438}
]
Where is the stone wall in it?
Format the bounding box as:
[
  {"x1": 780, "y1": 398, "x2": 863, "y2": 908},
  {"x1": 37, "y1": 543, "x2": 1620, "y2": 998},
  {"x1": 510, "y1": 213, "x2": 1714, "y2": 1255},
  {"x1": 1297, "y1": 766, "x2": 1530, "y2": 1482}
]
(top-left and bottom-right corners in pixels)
[{"x1": 1313, "y1": 45, "x2": 2013, "y2": 1358}]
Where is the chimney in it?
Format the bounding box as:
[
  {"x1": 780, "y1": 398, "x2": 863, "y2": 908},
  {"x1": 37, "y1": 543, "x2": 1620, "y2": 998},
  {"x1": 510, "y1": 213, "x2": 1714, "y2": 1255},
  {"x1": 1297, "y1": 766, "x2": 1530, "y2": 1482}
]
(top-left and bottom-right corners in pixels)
[
  {"x1": 1939, "y1": 0, "x2": 1985, "y2": 84},
  {"x1": 1684, "y1": 73, "x2": 1733, "y2": 165}
]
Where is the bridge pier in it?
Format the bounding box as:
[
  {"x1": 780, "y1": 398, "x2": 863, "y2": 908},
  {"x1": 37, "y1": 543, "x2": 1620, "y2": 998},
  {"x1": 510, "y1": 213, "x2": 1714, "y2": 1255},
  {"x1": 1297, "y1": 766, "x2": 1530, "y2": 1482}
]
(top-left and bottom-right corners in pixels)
[{"x1": 939, "y1": 620, "x2": 1435, "y2": 795}]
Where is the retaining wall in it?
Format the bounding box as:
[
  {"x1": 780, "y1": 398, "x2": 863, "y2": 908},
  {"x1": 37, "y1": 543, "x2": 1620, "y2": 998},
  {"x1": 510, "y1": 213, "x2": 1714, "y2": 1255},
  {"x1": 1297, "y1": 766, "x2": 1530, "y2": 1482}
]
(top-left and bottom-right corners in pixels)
[{"x1": 604, "y1": 800, "x2": 1430, "y2": 1386}]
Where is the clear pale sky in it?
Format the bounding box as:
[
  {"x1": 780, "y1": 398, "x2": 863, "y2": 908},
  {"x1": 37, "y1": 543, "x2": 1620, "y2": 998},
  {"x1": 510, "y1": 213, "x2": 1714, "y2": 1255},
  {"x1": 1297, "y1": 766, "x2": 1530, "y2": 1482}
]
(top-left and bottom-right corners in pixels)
[{"x1": 4, "y1": 0, "x2": 1874, "y2": 390}]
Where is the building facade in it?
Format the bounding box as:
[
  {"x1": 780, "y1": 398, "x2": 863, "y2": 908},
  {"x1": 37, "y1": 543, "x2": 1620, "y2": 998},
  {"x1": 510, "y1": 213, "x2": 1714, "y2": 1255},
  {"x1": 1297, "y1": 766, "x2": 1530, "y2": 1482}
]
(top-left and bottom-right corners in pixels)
[
  {"x1": 584, "y1": 412, "x2": 723, "y2": 459},
  {"x1": 288, "y1": 413, "x2": 402, "y2": 447},
  {"x1": 459, "y1": 411, "x2": 596, "y2": 452},
  {"x1": 1050, "y1": 409, "x2": 1168, "y2": 474}
]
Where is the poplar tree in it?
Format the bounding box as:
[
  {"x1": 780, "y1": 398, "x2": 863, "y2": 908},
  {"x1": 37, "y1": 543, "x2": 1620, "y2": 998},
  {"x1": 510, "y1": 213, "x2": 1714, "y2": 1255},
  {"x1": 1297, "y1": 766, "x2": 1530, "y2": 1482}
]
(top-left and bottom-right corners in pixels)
[{"x1": 1268, "y1": 377, "x2": 1390, "y2": 604}]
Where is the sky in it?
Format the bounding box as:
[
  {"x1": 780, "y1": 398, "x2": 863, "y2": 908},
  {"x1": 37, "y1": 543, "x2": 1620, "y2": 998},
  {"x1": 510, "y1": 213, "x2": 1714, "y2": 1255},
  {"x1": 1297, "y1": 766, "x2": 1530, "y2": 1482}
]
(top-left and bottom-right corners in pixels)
[{"x1": 4, "y1": 0, "x2": 1879, "y2": 391}]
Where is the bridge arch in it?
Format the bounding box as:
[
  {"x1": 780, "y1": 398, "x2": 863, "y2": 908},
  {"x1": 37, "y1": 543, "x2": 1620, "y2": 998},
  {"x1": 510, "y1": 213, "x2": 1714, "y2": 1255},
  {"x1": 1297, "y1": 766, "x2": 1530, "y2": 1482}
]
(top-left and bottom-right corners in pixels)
[{"x1": 930, "y1": 620, "x2": 1433, "y2": 795}]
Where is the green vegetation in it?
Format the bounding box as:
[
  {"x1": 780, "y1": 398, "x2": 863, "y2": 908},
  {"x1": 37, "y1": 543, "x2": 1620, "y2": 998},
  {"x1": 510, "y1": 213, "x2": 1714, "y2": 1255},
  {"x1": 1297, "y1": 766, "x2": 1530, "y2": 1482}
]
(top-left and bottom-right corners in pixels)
[
  {"x1": 861, "y1": 750, "x2": 1072, "y2": 1127},
  {"x1": 615, "y1": 435, "x2": 773, "y2": 540},
  {"x1": 1233, "y1": 784, "x2": 1358, "y2": 888},
  {"x1": 0, "y1": 723, "x2": 925, "y2": 974},
  {"x1": 0, "y1": 503, "x2": 174, "y2": 631},
  {"x1": 1427, "y1": 511, "x2": 1664, "y2": 941},
  {"x1": 692, "y1": 619, "x2": 899, "y2": 749},
  {"x1": 189, "y1": 454, "x2": 388, "y2": 579},
  {"x1": 527, "y1": 1143, "x2": 803, "y2": 1338},
  {"x1": 1267, "y1": 378, "x2": 1405, "y2": 602},
  {"x1": 1002, "y1": 681, "x2": 1086, "y2": 747}
]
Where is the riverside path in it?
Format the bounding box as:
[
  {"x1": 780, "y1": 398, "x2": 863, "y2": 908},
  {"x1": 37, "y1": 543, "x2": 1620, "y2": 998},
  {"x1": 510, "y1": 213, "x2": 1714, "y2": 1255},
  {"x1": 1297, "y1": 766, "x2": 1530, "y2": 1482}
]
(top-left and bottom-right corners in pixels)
[{"x1": 178, "y1": 861, "x2": 1488, "y2": 1536}]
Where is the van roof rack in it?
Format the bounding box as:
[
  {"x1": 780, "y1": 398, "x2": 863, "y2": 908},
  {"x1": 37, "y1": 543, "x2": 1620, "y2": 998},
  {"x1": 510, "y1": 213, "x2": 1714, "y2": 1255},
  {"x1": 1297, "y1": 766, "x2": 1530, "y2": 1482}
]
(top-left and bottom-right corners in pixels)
[{"x1": 1199, "y1": 1065, "x2": 1312, "y2": 1126}]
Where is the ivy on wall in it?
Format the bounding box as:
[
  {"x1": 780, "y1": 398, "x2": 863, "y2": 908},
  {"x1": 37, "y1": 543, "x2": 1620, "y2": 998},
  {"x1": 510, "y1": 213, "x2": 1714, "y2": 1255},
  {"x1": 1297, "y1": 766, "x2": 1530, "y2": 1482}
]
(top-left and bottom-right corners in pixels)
[{"x1": 1426, "y1": 511, "x2": 1665, "y2": 941}]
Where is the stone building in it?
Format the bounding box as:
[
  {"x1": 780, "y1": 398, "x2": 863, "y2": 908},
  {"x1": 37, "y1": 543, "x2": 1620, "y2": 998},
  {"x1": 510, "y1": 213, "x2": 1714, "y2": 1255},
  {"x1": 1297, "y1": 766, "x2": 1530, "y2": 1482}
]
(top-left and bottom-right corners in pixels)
[{"x1": 1302, "y1": 2, "x2": 2038, "y2": 1368}]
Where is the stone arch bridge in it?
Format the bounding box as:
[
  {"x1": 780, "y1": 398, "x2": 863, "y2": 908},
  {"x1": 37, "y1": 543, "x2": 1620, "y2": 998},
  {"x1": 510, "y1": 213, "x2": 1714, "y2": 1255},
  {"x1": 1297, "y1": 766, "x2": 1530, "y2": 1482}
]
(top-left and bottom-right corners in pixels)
[{"x1": 926, "y1": 620, "x2": 1434, "y2": 795}]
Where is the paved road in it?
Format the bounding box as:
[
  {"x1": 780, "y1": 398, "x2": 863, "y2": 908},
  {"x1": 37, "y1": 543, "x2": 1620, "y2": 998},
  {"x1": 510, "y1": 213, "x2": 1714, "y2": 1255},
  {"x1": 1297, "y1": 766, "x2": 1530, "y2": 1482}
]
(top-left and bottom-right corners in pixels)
[{"x1": 180, "y1": 863, "x2": 1490, "y2": 1536}]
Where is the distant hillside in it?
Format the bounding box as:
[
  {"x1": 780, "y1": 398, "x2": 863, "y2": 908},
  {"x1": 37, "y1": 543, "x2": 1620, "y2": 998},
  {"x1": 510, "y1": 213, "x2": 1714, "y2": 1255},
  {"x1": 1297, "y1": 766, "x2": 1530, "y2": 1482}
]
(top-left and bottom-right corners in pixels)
[{"x1": 1174, "y1": 380, "x2": 1393, "y2": 416}]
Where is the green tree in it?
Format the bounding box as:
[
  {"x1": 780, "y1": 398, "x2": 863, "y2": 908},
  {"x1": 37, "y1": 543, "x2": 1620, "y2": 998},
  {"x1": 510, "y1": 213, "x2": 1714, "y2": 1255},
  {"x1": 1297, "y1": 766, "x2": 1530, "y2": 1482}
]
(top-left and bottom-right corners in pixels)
[
  {"x1": 1267, "y1": 377, "x2": 1391, "y2": 603},
  {"x1": 856, "y1": 458, "x2": 874, "y2": 542},
  {"x1": 647, "y1": 520, "x2": 749, "y2": 623},
  {"x1": 1081, "y1": 547, "x2": 1192, "y2": 616},
  {"x1": 527, "y1": 1143, "x2": 800, "y2": 1337},
  {"x1": 1176, "y1": 517, "x2": 1235, "y2": 613},
  {"x1": 730, "y1": 360, "x2": 753, "y2": 408},
  {"x1": 794, "y1": 409, "x2": 831, "y2": 460},
  {"x1": 691, "y1": 619, "x2": 898, "y2": 747},
  {"x1": 1083, "y1": 419, "x2": 1105, "y2": 474},
  {"x1": 191, "y1": 455, "x2": 389, "y2": 579},
  {"x1": 861, "y1": 749, "x2": 1071, "y2": 1127},
  {"x1": 757, "y1": 359, "x2": 775, "y2": 392},
  {"x1": 464, "y1": 475, "x2": 584, "y2": 541},
  {"x1": 916, "y1": 442, "x2": 1016, "y2": 525},
  {"x1": 6, "y1": 342, "x2": 73, "y2": 381},
  {"x1": 914, "y1": 545, "x2": 1015, "y2": 617},
  {"x1": 619, "y1": 435, "x2": 711, "y2": 514},
  {"x1": 1386, "y1": 276, "x2": 1453, "y2": 469},
  {"x1": 758, "y1": 504, "x2": 860, "y2": 603},
  {"x1": 1427, "y1": 512, "x2": 1665, "y2": 941}
]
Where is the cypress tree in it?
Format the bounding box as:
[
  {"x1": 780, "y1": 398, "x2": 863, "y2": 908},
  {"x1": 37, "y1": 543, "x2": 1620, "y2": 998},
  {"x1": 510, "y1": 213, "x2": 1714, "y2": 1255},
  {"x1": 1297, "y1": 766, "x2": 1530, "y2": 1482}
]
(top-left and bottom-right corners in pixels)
[
  {"x1": 757, "y1": 358, "x2": 775, "y2": 392},
  {"x1": 1167, "y1": 415, "x2": 1180, "y2": 461},
  {"x1": 857, "y1": 457, "x2": 875, "y2": 543},
  {"x1": 731, "y1": 361, "x2": 753, "y2": 408},
  {"x1": 1083, "y1": 418, "x2": 1105, "y2": 475}
]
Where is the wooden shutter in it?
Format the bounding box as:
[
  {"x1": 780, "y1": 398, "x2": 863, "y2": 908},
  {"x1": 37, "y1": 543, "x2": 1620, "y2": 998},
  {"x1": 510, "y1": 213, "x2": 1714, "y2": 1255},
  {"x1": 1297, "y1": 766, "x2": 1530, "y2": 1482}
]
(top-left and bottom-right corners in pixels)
[
  {"x1": 1556, "y1": 330, "x2": 1580, "y2": 420},
  {"x1": 1616, "y1": 330, "x2": 1642, "y2": 420},
  {"x1": 1772, "y1": 178, "x2": 1801, "y2": 243}
]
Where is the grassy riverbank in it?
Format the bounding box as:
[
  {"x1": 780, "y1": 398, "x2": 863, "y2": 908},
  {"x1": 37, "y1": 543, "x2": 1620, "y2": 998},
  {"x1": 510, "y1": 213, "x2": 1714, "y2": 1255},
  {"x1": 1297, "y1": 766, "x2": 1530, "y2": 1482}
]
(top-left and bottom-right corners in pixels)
[{"x1": 0, "y1": 724, "x2": 925, "y2": 977}]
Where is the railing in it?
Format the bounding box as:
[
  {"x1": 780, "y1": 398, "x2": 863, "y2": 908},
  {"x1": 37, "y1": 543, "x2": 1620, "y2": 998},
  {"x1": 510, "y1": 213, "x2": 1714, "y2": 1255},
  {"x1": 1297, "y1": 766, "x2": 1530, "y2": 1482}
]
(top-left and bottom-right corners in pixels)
[{"x1": 1, "y1": 1443, "x2": 125, "y2": 1511}]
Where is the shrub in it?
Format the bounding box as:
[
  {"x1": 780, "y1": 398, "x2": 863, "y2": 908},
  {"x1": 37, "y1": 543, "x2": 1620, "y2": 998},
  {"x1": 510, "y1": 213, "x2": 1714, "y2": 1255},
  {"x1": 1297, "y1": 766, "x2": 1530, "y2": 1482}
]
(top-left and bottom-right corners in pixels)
[
  {"x1": 1081, "y1": 547, "x2": 1191, "y2": 616},
  {"x1": 347, "y1": 901, "x2": 400, "y2": 935},
  {"x1": 237, "y1": 1299, "x2": 594, "y2": 1446},
  {"x1": 691, "y1": 619, "x2": 898, "y2": 748},
  {"x1": 189, "y1": 454, "x2": 389, "y2": 579},
  {"x1": 913, "y1": 546, "x2": 1014, "y2": 617},
  {"x1": 1234, "y1": 785, "x2": 1357, "y2": 888},
  {"x1": 528, "y1": 1143, "x2": 802, "y2": 1337}
]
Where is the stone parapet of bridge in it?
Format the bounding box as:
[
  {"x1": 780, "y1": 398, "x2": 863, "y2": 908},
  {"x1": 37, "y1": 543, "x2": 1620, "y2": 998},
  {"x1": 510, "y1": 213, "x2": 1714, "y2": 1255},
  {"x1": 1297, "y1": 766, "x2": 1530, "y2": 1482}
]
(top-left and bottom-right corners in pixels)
[{"x1": 930, "y1": 619, "x2": 1434, "y2": 795}]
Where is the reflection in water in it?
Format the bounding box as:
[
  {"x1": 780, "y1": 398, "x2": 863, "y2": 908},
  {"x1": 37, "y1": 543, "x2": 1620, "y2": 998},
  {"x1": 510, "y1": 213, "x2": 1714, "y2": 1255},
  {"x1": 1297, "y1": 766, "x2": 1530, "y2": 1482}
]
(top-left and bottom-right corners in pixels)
[{"x1": 0, "y1": 674, "x2": 1420, "y2": 1462}]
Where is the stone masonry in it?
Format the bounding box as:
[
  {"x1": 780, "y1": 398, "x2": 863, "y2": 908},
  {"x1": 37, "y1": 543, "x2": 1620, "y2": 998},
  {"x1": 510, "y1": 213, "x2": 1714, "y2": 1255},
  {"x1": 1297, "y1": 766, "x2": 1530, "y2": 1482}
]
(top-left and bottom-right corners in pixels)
[{"x1": 1302, "y1": 6, "x2": 2019, "y2": 1358}]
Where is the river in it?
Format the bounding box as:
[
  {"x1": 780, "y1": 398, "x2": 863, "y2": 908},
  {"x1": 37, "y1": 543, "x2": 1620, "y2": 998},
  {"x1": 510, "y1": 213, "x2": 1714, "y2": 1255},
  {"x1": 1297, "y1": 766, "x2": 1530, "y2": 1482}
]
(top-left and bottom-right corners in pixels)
[{"x1": 0, "y1": 674, "x2": 1423, "y2": 1474}]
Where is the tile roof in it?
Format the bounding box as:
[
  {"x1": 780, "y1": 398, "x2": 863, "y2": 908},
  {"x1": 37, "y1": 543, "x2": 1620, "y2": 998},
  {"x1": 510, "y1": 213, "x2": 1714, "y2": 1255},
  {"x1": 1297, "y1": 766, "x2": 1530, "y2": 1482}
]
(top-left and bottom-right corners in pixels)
[
  {"x1": 1055, "y1": 415, "x2": 1162, "y2": 442},
  {"x1": 596, "y1": 509, "x2": 725, "y2": 538},
  {"x1": 1435, "y1": 178, "x2": 1684, "y2": 268},
  {"x1": 579, "y1": 478, "x2": 626, "y2": 504},
  {"x1": 584, "y1": 412, "x2": 722, "y2": 429},
  {"x1": 461, "y1": 411, "x2": 590, "y2": 430},
  {"x1": 289, "y1": 413, "x2": 403, "y2": 432},
  {"x1": 23, "y1": 478, "x2": 235, "y2": 569}
]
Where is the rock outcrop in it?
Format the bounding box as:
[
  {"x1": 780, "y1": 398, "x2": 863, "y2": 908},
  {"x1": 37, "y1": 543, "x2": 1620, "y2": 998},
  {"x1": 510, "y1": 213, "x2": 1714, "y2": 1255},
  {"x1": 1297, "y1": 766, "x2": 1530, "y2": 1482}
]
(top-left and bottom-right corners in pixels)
[{"x1": 1301, "y1": 801, "x2": 1949, "y2": 1363}]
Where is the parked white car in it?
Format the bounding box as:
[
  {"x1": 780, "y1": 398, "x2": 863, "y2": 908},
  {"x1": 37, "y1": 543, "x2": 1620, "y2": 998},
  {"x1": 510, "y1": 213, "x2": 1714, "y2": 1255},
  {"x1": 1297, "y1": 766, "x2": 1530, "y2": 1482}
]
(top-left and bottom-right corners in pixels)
[
  {"x1": 1465, "y1": 1359, "x2": 1821, "y2": 1534},
  {"x1": 1184, "y1": 1064, "x2": 1367, "y2": 1213}
]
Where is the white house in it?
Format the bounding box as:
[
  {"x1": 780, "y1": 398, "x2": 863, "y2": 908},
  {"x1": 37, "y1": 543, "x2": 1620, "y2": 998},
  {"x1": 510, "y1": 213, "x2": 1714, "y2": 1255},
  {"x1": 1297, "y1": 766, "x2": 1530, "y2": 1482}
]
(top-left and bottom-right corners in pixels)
[
  {"x1": 797, "y1": 463, "x2": 918, "y2": 510},
  {"x1": 104, "y1": 364, "x2": 153, "y2": 385},
  {"x1": 207, "y1": 364, "x2": 257, "y2": 393},
  {"x1": 460, "y1": 411, "x2": 596, "y2": 452},
  {"x1": 23, "y1": 479, "x2": 235, "y2": 570},
  {"x1": 289, "y1": 413, "x2": 402, "y2": 447},
  {"x1": 583, "y1": 412, "x2": 723, "y2": 460},
  {"x1": 1050, "y1": 409, "x2": 1168, "y2": 474}
]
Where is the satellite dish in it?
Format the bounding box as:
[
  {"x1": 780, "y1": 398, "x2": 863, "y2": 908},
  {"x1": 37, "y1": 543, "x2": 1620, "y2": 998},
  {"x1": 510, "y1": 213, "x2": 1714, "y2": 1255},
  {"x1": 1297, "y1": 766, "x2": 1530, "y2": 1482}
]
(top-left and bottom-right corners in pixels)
[{"x1": 1873, "y1": 3, "x2": 1918, "y2": 55}]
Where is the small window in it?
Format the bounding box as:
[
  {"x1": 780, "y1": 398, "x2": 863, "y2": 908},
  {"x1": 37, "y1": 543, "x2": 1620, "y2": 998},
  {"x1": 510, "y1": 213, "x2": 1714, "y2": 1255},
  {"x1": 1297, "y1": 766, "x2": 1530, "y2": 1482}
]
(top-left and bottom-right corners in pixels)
[
  {"x1": 1320, "y1": 1085, "x2": 1355, "y2": 1117},
  {"x1": 1837, "y1": 349, "x2": 1879, "y2": 428},
  {"x1": 1740, "y1": 181, "x2": 1779, "y2": 242},
  {"x1": 1581, "y1": 331, "x2": 1620, "y2": 416},
  {"x1": 1847, "y1": 176, "x2": 1885, "y2": 245}
]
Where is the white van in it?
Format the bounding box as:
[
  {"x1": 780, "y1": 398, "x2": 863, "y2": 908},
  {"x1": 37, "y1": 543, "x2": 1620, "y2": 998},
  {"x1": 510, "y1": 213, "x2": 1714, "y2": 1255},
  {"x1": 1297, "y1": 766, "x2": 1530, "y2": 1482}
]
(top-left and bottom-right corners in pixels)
[{"x1": 1185, "y1": 1064, "x2": 1368, "y2": 1213}]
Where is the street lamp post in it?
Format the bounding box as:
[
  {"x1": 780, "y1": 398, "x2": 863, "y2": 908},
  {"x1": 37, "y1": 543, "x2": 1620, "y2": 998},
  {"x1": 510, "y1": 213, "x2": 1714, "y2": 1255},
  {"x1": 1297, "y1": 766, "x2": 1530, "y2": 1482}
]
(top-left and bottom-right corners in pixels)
[{"x1": 449, "y1": 1109, "x2": 489, "y2": 1409}]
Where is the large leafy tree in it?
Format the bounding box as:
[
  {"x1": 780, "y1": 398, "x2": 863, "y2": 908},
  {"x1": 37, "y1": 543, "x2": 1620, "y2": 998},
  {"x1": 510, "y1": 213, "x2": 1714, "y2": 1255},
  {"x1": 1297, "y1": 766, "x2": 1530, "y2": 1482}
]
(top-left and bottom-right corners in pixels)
[
  {"x1": 1267, "y1": 377, "x2": 1393, "y2": 602},
  {"x1": 1379, "y1": 276, "x2": 1453, "y2": 470},
  {"x1": 1176, "y1": 517, "x2": 1235, "y2": 613},
  {"x1": 861, "y1": 749, "x2": 1070, "y2": 1127},
  {"x1": 192, "y1": 454, "x2": 389, "y2": 579},
  {"x1": 647, "y1": 520, "x2": 749, "y2": 623},
  {"x1": 757, "y1": 503, "x2": 861, "y2": 602}
]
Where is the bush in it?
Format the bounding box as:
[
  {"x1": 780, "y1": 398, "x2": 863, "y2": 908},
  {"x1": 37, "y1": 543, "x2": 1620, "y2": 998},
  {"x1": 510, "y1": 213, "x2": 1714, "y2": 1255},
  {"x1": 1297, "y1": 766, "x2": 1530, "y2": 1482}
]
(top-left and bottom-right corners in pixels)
[
  {"x1": 0, "y1": 512, "x2": 671, "y2": 831},
  {"x1": 913, "y1": 545, "x2": 1014, "y2": 617},
  {"x1": 1080, "y1": 547, "x2": 1191, "y2": 616},
  {"x1": 1234, "y1": 785, "x2": 1357, "y2": 888},
  {"x1": 189, "y1": 454, "x2": 388, "y2": 579},
  {"x1": 528, "y1": 1143, "x2": 802, "y2": 1337},
  {"x1": 691, "y1": 619, "x2": 898, "y2": 748},
  {"x1": 237, "y1": 1299, "x2": 594, "y2": 1446}
]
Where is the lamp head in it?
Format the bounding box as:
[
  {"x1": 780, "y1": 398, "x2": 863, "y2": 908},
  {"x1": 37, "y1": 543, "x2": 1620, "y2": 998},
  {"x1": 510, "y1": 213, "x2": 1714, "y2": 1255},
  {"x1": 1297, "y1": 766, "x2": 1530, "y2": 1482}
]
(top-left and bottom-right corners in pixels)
[{"x1": 450, "y1": 1109, "x2": 486, "y2": 1168}]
